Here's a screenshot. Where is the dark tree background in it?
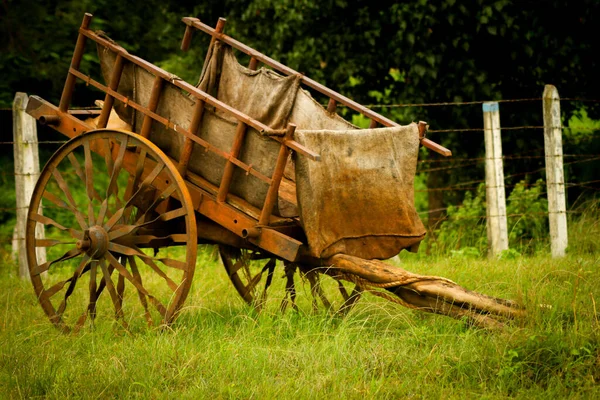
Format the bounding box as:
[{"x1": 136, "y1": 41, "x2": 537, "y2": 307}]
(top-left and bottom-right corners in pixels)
[{"x1": 1, "y1": 0, "x2": 598, "y2": 220}]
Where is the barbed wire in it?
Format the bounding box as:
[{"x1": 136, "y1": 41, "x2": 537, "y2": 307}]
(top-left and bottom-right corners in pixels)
[
  {"x1": 2, "y1": 96, "x2": 600, "y2": 113},
  {"x1": 428, "y1": 126, "x2": 600, "y2": 134},
  {"x1": 350, "y1": 97, "x2": 600, "y2": 109},
  {"x1": 0, "y1": 141, "x2": 67, "y2": 145},
  {"x1": 416, "y1": 154, "x2": 600, "y2": 173}
]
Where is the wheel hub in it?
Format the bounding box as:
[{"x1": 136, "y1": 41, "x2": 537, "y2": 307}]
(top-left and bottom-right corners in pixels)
[{"x1": 77, "y1": 225, "x2": 109, "y2": 259}]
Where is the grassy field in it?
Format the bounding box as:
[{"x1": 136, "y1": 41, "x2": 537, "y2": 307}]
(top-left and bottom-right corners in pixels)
[{"x1": 0, "y1": 245, "x2": 599, "y2": 399}]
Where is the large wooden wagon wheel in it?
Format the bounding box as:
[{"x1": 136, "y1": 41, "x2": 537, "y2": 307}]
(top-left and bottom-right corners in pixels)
[
  {"x1": 26, "y1": 129, "x2": 197, "y2": 333},
  {"x1": 218, "y1": 245, "x2": 363, "y2": 314}
]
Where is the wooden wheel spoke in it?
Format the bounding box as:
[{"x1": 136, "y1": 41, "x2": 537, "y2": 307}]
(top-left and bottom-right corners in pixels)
[
  {"x1": 128, "y1": 256, "x2": 154, "y2": 326},
  {"x1": 123, "y1": 148, "x2": 148, "y2": 219},
  {"x1": 96, "y1": 198, "x2": 110, "y2": 227},
  {"x1": 160, "y1": 207, "x2": 187, "y2": 222},
  {"x1": 280, "y1": 263, "x2": 298, "y2": 313},
  {"x1": 73, "y1": 261, "x2": 99, "y2": 332},
  {"x1": 133, "y1": 246, "x2": 188, "y2": 272},
  {"x1": 103, "y1": 207, "x2": 125, "y2": 231},
  {"x1": 121, "y1": 149, "x2": 148, "y2": 223},
  {"x1": 83, "y1": 141, "x2": 98, "y2": 225},
  {"x1": 129, "y1": 248, "x2": 180, "y2": 291},
  {"x1": 117, "y1": 271, "x2": 125, "y2": 315},
  {"x1": 228, "y1": 260, "x2": 245, "y2": 277},
  {"x1": 105, "y1": 137, "x2": 129, "y2": 207},
  {"x1": 43, "y1": 191, "x2": 76, "y2": 213},
  {"x1": 30, "y1": 213, "x2": 83, "y2": 240},
  {"x1": 99, "y1": 258, "x2": 125, "y2": 319},
  {"x1": 134, "y1": 183, "x2": 177, "y2": 225},
  {"x1": 105, "y1": 252, "x2": 168, "y2": 318},
  {"x1": 54, "y1": 255, "x2": 91, "y2": 316},
  {"x1": 88, "y1": 261, "x2": 99, "y2": 320},
  {"x1": 338, "y1": 282, "x2": 350, "y2": 301},
  {"x1": 306, "y1": 271, "x2": 332, "y2": 310},
  {"x1": 102, "y1": 139, "x2": 114, "y2": 177},
  {"x1": 107, "y1": 243, "x2": 188, "y2": 272},
  {"x1": 122, "y1": 179, "x2": 137, "y2": 224},
  {"x1": 107, "y1": 209, "x2": 185, "y2": 241},
  {"x1": 68, "y1": 152, "x2": 103, "y2": 204},
  {"x1": 338, "y1": 285, "x2": 363, "y2": 316},
  {"x1": 256, "y1": 259, "x2": 277, "y2": 309},
  {"x1": 44, "y1": 279, "x2": 70, "y2": 299},
  {"x1": 51, "y1": 168, "x2": 88, "y2": 230},
  {"x1": 32, "y1": 247, "x2": 83, "y2": 276},
  {"x1": 243, "y1": 271, "x2": 264, "y2": 299},
  {"x1": 129, "y1": 233, "x2": 187, "y2": 246},
  {"x1": 35, "y1": 238, "x2": 76, "y2": 248},
  {"x1": 136, "y1": 161, "x2": 165, "y2": 194},
  {"x1": 117, "y1": 161, "x2": 165, "y2": 220},
  {"x1": 67, "y1": 153, "x2": 86, "y2": 184}
]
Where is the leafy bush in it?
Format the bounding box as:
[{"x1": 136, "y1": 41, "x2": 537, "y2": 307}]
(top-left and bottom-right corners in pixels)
[
  {"x1": 427, "y1": 179, "x2": 550, "y2": 257},
  {"x1": 505, "y1": 179, "x2": 548, "y2": 254}
]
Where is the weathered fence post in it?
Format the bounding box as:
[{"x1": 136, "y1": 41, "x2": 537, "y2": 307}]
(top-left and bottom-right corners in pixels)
[
  {"x1": 12, "y1": 92, "x2": 46, "y2": 279},
  {"x1": 543, "y1": 85, "x2": 568, "y2": 257},
  {"x1": 482, "y1": 102, "x2": 509, "y2": 257}
]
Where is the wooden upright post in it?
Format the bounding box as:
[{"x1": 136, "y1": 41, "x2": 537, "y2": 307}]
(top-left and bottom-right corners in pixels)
[
  {"x1": 13, "y1": 93, "x2": 46, "y2": 279},
  {"x1": 482, "y1": 102, "x2": 509, "y2": 257},
  {"x1": 543, "y1": 85, "x2": 568, "y2": 257}
]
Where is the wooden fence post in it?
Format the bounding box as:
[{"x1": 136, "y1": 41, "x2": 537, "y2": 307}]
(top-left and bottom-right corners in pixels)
[
  {"x1": 482, "y1": 102, "x2": 509, "y2": 257},
  {"x1": 12, "y1": 92, "x2": 46, "y2": 279},
  {"x1": 543, "y1": 85, "x2": 568, "y2": 257}
]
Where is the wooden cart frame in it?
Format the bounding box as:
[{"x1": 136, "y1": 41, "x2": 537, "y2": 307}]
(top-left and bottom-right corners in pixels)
[{"x1": 25, "y1": 13, "x2": 522, "y2": 332}]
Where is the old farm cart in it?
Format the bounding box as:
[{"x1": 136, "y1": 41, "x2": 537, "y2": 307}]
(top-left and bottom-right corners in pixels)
[{"x1": 25, "y1": 14, "x2": 522, "y2": 332}]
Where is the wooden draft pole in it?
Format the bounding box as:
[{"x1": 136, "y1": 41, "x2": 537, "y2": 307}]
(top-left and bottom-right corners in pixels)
[
  {"x1": 543, "y1": 85, "x2": 568, "y2": 257},
  {"x1": 482, "y1": 102, "x2": 509, "y2": 257},
  {"x1": 12, "y1": 92, "x2": 46, "y2": 279}
]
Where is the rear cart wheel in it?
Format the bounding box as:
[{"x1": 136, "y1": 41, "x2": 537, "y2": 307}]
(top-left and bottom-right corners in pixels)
[
  {"x1": 26, "y1": 129, "x2": 197, "y2": 332},
  {"x1": 218, "y1": 245, "x2": 362, "y2": 315}
]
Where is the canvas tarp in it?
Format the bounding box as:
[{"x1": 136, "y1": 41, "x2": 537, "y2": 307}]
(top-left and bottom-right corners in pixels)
[{"x1": 98, "y1": 39, "x2": 426, "y2": 259}]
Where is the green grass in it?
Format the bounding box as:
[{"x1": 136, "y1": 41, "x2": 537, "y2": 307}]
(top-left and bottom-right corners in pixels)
[{"x1": 1, "y1": 246, "x2": 599, "y2": 399}]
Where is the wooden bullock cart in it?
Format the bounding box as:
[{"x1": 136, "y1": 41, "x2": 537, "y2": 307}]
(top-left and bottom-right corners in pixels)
[{"x1": 24, "y1": 13, "x2": 522, "y2": 332}]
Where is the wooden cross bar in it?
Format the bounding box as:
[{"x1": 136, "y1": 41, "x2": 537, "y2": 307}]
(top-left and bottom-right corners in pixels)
[
  {"x1": 258, "y1": 123, "x2": 296, "y2": 226},
  {"x1": 327, "y1": 99, "x2": 337, "y2": 113},
  {"x1": 140, "y1": 76, "x2": 164, "y2": 139},
  {"x1": 177, "y1": 99, "x2": 205, "y2": 176},
  {"x1": 97, "y1": 54, "x2": 125, "y2": 129}
]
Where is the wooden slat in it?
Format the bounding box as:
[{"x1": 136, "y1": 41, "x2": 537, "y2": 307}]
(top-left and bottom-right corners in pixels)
[{"x1": 182, "y1": 17, "x2": 452, "y2": 157}]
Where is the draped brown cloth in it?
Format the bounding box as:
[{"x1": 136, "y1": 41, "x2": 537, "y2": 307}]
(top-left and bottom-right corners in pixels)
[
  {"x1": 294, "y1": 126, "x2": 426, "y2": 259},
  {"x1": 98, "y1": 39, "x2": 425, "y2": 259}
]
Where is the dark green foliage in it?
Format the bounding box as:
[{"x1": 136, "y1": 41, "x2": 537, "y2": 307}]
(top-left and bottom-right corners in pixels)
[{"x1": 428, "y1": 179, "x2": 551, "y2": 256}]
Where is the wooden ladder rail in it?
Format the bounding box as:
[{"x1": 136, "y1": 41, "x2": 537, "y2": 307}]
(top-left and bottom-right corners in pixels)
[
  {"x1": 181, "y1": 17, "x2": 298, "y2": 229},
  {"x1": 181, "y1": 16, "x2": 451, "y2": 157},
  {"x1": 59, "y1": 13, "x2": 93, "y2": 113},
  {"x1": 59, "y1": 14, "x2": 321, "y2": 238}
]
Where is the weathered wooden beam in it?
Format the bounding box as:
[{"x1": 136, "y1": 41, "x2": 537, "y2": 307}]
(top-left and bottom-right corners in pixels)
[{"x1": 13, "y1": 93, "x2": 46, "y2": 279}]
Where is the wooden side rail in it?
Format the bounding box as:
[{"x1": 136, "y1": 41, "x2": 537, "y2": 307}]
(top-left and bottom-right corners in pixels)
[
  {"x1": 61, "y1": 17, "x2": 320, "y2": 162},
  {"x1": 56, "y1": 13, "x2": 318, "y2": 236},
  {"x1": 181, "y1": 17, "x2": 452, "y2": 157}
]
